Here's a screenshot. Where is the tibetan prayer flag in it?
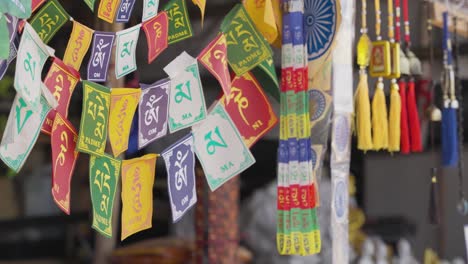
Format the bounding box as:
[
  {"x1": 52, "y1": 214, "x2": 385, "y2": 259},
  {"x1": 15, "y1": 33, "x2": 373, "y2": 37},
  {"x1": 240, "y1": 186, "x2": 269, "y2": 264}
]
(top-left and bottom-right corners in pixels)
[
  {"x1": 51, "y1": 112, "x2": 79, "y2": 215},
  {"x1": 138, "y1": 79, "x2": 170, "y2": 149},
  {"x1": 90, "y1": 154, "x2": 121, "y2": 237},
  {"x1": 0, "y1": 0, "x2": 31, "y2": 18},
  {"x1": 192, "y1": 103, "x2": 255, "y2": 191},
  {"x1": 220, "y1": 72, "x2": 278, "y2": 147},
  {"x1": 251, "y1": 57, "x2": 280, "y2": 101},
  {"x1": 14, "y1": 23, "x2": 50, "y2": 108},
  {"x1": 42, "y1": 57, "x2": 80, "y2": 134},
  {"x1": 142, "y1": 11, "x2": 168, "y2": 64},
  {"x1": 243, "y1": 0, "x2": 278, "y2": 44},
  {"x1": 142, "y1": 0, "x2": 159, "y2": 21},
  {"x1": 77, "y1": 81, "x2": 110, "y2": 156},
  {"x1": 109, "y1": 88, "x2": 141, "y2": 157},
  {"x1": 32, "y1": 0, "x2": 46, "y2": 12},
  {"x1": 30, "y1": 0, "x2": 69, "y2": 43},
  {"x1": 87, "y1": 31, "x2": 114, "y2": 82},
  {"x1": 116, "y1": 0, "x2": 136, "y2": 23},
  {"x1": 0, "y1": 16, "x2": 9, "y2": 60},
  {"x1": 98, "y1": 0, "x2": 120, "y2": 23},
  {"x1": 197, "y1": 34, "x2": 232, "y2": 97},
  {"x1": 63, "y1": 21, "x2": 93, "y2": 71},
  {"x1": 115, "y1": 24, "x2": 140, "y2": 79},
  {"x1": 84, "y1": 0, "x2": 96, "y2": 11},
  {"x1": 220, "y1": 4, "x2": 272, "y2": 76},
  {"x1": 192, "y1": 0, "x2": 206, "y2": 25},
  {"x1": 163, "y1": 51, "x2": 207, "y2": 132},
  {"x1": 164, "y1": 0, "x2": 193, "y2": 44},
  {"x1": 162, "y1": 134, "x2": 196, "y2": 222},
  {"x1": 0, "y1": 95, "x2": 51, "y2": 172},
  {"x1": 121, "y1": 154, "x2": 157, "y2": 240},
  {"x1": 0, "y1": 14, "x2": 19, "y2": 78},
  {"x1": 0, "y1": 38, "x2": 17, "y2": 80}
]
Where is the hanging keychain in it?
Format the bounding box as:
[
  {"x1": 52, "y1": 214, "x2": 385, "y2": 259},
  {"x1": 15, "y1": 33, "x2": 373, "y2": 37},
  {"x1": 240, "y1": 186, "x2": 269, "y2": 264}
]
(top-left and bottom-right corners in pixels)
[{"x1": 369, "y1": 0, "x2": 391, "y2": 77}]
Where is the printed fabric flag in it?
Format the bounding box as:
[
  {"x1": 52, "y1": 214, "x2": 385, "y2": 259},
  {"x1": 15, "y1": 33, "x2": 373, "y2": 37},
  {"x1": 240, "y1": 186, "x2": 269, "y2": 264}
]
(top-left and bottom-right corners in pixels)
[
  {"x1": 162, "y1": 134, "x2": 196, "y2": 222},
  {"x1": 0, "y1": 13, "x2": 17, "y2": 60},
  {"x1": 121, "y1": 154, "x2": 157, "y2": 240},
  {"x1": 251, "y1": 57, "x2": 280, "y2": 101},
  {"x1": 87, "y1": 31, "x2": 115, "y2": 82},
  {"x1": 84, "y1": 0, "x2": 96, "y2": 11},
  {"x1": 51, "y1": 112, "x2": 79, "y2": 215},
  {"x1": 98, "y1": 0, "x2": 120, "y2": 23},
  {"x1": 77, "y1": 81, "x2": 111, "y2": 156},
  {"x1": 0, "y1": 95, "x2": 51, "y2": 172},
  {"x1": 220, "y1": 4, "x2": 272, "y2": 76},
  {"x1": 42, "y1": 57, "x2": 80, "y2": 134},
  {"x1": 142, "y1": 11, "x2": 168, "y2": 64},
  {"x1": 115, "y1": 24, "x2": 140, "y2": 79},
  {"x1": 243, "y1": 0, "x2": 278, "y2": 44},
  {"x1": 32, "y1": 0, "x2": 46, "y2": 12},
  {"x1": 63, "y1": 21, "x2": 93, "y2": 71},
  {"x1": 90, "y1": 153, "x2": 121, "y2": 237},
  {"x1": 163, "y1": 51, "x2": 207, "y2": 132},
  {"x1": 192, "y1": 103, "x2": 255, "y2": 191},
  {"x1": 220, "y1": 72, "x2": 278, "y2": 147},
  {"x1": 138, "y1": 78, "x2": 170, "y2": 149},
  {"x1": 0, "y1": 0, "x2": 32, "y2": 18},
  {"x1": 197, "y1": 34, "x2": 232, "y2": 97},
  {"x1": 164, "y1": 0, "x2": 193, "y2": 44},
  {"x1": 116, "y1": 0, "x2": 136, "y2": 23},
  {"x1": 0, "y1": 14, "x2": 19, "y2": 79},
  {"x1": 109, "y1": 88, "x2": 141, "y2": 157},
  {"x1": 14, "y1": 23, "x2": 50, "y2": 108},
  {"x1": 30, "y1": 0, "x2": 69, "y2": 44},
  {"x1": 191, "y1": 0, "x2": 206, "y2": 25},
  {"x1": 142, "y1": 0, "x2": 159, "y2": 22}
]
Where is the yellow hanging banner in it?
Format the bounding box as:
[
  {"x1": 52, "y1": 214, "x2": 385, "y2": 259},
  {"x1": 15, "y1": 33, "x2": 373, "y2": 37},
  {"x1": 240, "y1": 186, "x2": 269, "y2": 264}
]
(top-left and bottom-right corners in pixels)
[
  {"x1": 108, "y1": 88, "x2": 141, "y2": 157},
  {"x1": 121, "y1": 154, "x2": 157, "y2": 240},
  {"x1": 243, "y1": 0, "x2": 278, "y2": 44},
  {"x1": 63, "y1": 21, "x2": 93, "y2": 71}
]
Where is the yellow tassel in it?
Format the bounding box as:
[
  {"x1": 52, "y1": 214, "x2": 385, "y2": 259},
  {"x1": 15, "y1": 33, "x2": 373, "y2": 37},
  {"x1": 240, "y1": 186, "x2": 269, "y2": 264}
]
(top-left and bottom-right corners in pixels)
[
  {"x1": 354, "y1": 70, "x2": 373, "y2": 151},
  {"x1": 388, "y1": 81, "x2": 401, "y2": 152},
  {"x1": 372, "y1": 78, "x2": 389, "y2": 150}
]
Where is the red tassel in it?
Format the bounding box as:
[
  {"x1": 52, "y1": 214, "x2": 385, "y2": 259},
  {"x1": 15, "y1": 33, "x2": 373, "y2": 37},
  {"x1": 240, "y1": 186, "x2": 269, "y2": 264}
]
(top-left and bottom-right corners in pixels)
[
  {"x1": 399, "y1": 80, "x2": 410, "y2": 154},
  {"x1": 407, "y1": 80, "x2": 422, "y2": 152}
]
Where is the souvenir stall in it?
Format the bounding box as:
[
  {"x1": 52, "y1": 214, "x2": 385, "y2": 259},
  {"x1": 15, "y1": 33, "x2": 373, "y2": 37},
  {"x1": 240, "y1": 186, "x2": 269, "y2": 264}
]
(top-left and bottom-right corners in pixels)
[{"x1": 0, "y1": 0, "x2": 466, "y2": 263}]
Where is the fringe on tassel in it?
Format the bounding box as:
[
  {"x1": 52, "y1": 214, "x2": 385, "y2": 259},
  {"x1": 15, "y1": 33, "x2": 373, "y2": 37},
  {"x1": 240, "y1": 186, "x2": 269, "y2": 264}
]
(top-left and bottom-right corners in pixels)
[
  {"x1": 399, "y1": 80, "x2": 410, "y2": 154},
  {"x1": 372, "y1": 79, "x2": 389, "y2": 150},
  {"x1": 388, "y1": 81, "x2": 401, "y2": 152},
  {"x1": 355, "y1": 71, "x2": 373, "y2": 151},
  {"x1": 406, "y1": 80, "x2": 422, "y2": 152}
]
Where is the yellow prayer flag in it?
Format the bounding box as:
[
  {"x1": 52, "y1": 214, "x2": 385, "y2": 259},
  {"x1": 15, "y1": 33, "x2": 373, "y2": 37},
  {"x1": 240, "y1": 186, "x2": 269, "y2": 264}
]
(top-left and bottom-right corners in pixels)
[
  {"x1": 63, "y1": 21, "x2": 93, "y2": 71},
  {"x1": 192, "y1": 0, "x2": 206, "y2": 26},
  {"x1": 109, "y1": 88, "x2": 141, "y2": 157},
  {"x1": 98, "y1": 0, "x2": 121, "y2": 23},
  {"x1": 243, "y1": 0, "x2": 278, "y2": 44},
  {"x1": 121, "y1": 154, "x2": 157, "y2": 240}
]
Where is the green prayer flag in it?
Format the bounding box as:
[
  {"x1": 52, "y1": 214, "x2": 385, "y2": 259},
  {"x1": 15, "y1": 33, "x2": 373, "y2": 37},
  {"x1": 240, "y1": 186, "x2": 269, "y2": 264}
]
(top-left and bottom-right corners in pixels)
[
  {"x1": 84, "y1": 0, "x2": 96, "y2": 11},
  {"x1": 251, "y1": 57, "x2": 280, "y2": 102},
  {"x1": 30, "y1": 0, "x2": 69, "y2": 43},
  {"x1": 220, "y1": 4, "x2": 272, "y2": 76},
  {"x1": 164, "y1": 0, "x2": 193, "y2": 45},
  {"x1": 0, "y1": 0, "x2": 31, "y2": 18},
  {"x1": 0, "y1": 15, "x2": 8, "y2": 60}
]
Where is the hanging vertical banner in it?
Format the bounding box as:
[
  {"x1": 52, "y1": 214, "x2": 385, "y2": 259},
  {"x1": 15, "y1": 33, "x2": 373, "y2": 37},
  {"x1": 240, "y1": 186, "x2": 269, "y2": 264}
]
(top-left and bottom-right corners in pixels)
[
  {"x1": 87, "y1": 31, "x2": 115, "y2": 82},
  {"x1": 163, "y1": 51, "x2": 207, "y2": 132},
  {"x1": 77, "y1": 81, "x2": 111, "y2": 156},
  {"x1": 164, "y1": 0, "x2": 193, "y2": 44},
  {"x1": 197, "y1": 33, "x2": 232, "y2": 97},
  {"x1": 121, "y1": 154, "x2": 157, "y2": 240},
  {"x1": 98, "y1": 0, "x2": 120, "y2": 23},
  {"x1": 14, "y1": 23, "x2": 50, "y2": 108},
  {"x1": 116, "y1": 0, "x2": 136, "y2": 22},
  {"x1": 220, "y1": 4, "x2": 272, "y2": 76},
  {"x1": 162, "y1": 134, "x2": 196, "y2": 222},
  {"x1": 0, "y1": 95, "x2": 51, "y2": 172},
  {"x1": 192, "y1": 103, "x2": 255, "y2": 191},
  {"x1": 109, "y1": 88, "x2": 141, "y2": 157},
  {"x1": 142, "y1": 11, "x2": 168, "y2": 64},
  {"x1": 51, "y1": 112, "x2": 79, "y2": 215},
  {"x1": 63, "y1": 21, "x2": 93, "y2": 71},
  {"x1": 115, "y1": 24, "x2": 140, "y2": 79},
  {"x1": 243, "y1": 0, "x2": 278, "y2": 44},
  {"x1": 192, "y1": 0, "x2": 206, "y2": 25},
  {"x1": 42, "y1": 58, "x2": 80, "y2": 134},
  {"x1": 142, "y1": 0, "x2": 159, "y2": 22},
  {"x1": 220, "y1": 72, "x2": 278, "y2": 147},
  {"x1": 138, "y1": 78, "x2": 170, "y2": 149},
  {"x1": 90, "y1": 154, "x2": 121, "y2": 238},
  {"x1": 83, "y1": 0, "x2": 95, "y2": 11},
  {"x1": 32, "y1": 0, "x2": 46, "y2": 11},
  {"x1": 30, "y1": 0, "x2": 69, "y2": 44}
]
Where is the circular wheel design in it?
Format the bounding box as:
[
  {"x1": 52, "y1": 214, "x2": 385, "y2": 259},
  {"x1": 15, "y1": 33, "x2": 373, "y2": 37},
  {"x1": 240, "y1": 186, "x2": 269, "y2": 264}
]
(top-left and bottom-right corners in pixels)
[
  {"x1": 309, "y1": 90, "x2": 326, "y2": 121},
  {"x1": 334, "y1": 115, "x2": 349, "y2": 152},
  {"x1": 305, "y1": 0, "x2": 338, "y2": 61}
]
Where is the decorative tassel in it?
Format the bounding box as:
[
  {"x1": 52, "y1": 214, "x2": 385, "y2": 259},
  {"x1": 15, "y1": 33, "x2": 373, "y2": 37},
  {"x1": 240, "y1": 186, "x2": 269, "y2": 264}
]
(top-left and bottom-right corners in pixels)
[
  {"x1": 428, "y1": 168, "x2": 440, "y2": 225},
  {"x1": 372, "y1": 79, "x2": 388, "y2": 150},
  {"x1": 406, "y1": 80, "x2": 422, "y2": 152},
  {"x1": 388, "y1": 81, "x2": 401, "y2": 152},
  {"x1": 399, "y1": 80, "x2": 410, "y2": 154},
  {"x1": 442, "y1": 102, "x2": 458, "y2": 167},
  {"x1": 355, "y1": 70, "x2": 373, "y2": 151}
]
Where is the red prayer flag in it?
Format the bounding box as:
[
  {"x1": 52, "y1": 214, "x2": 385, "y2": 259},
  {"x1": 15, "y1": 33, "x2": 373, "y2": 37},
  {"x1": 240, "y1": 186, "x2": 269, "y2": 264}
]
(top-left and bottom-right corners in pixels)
[{"x1": 142, "y1": 11, "x2": 168, "y2": 64}]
